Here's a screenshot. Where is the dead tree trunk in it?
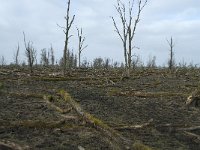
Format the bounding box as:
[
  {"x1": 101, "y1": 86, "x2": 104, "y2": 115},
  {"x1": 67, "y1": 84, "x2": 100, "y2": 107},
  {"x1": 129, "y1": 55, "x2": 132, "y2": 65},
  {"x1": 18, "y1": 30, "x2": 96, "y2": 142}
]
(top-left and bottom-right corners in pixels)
[
  {"x1": 127, "y1": 0, "x2": 147, "y2": 74},
  {"x1": 14, "y1": 43, "x2": 20, "y2": 65},
  {"x1": 0, "y1": 56, "x2": 6, "y2": 66},
  {"x1": 167, "y1": 37, "x2": 175, "y2": 70},
  {"x1": 77, "y1": 27, "x2": 88, "y2": 68},
  {"x1": 111, "y1": 0, "x2": 128, "y2": 71},
  {"x1": 64, "y1": 0, "x2": 75, "y2": 73},
  {"x1": 23, "y1": 32, "x2": 36, "y2": 73},
  {"x1": 60, "y1": 0, "x2": 75, "y2": 75},
  {"x1": 50, "y1": 44, "x2": 55, "y2": 66},
  {"x1": 112, "y1": 0, "x2": 147, "y2": 77}
]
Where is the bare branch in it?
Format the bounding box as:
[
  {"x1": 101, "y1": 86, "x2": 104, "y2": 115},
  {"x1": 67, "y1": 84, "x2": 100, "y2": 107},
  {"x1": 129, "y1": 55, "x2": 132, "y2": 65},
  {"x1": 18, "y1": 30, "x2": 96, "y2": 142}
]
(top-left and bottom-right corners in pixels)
[
  {"x1": 57, "y1": 24, "x2": 67, "y2": 34},
  {"x1": 131, "y1": 0, "x2": 147, "y2": 40},
  {"x1": 132, "y1": 46, "x2": 140, "y2": 50},
  {"x1": 68, "y1": 15, "x2": 75, "y2": 29},
  {"x1": 69, "y1": 35, "x2": 73, "y2": 39},
  {"x1": 57, "y1": 23, "x2": 66, "y2": 30},
  {"x1": 81, "y1": 45, "x2": 88, "y2": 52},
  {"x1": 111, "y1": 17, "x2": 124, "y2": 42},
  {"x1": 166, "y1": 37, "x2": 175, "y2": 48}
]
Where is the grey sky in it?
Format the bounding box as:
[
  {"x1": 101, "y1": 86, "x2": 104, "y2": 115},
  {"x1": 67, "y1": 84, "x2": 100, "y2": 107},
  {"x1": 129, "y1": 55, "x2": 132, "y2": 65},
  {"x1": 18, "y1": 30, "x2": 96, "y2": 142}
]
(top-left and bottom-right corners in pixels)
[{"x1": 0, "y1": 0, "x2": 200, "y2": 66}]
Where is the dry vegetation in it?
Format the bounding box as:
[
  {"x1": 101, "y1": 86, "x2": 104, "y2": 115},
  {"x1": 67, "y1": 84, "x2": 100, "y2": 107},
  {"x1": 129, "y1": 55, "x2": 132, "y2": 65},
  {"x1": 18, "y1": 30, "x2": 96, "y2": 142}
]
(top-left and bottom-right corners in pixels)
[
  {"x1": 0, "y1": 67, "x2": 200, "y2": 150},
  {"x1": 1, "y1": 0, "x2": 199, "y2": 149}
]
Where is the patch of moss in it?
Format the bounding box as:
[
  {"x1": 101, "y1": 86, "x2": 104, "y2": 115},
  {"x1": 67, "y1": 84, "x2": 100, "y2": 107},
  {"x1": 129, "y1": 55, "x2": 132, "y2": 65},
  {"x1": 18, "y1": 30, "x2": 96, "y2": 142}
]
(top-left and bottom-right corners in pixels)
[
  {"x1": 59, "y1": 90, "x2": 72, "y2": 102},
  {"x1": 85, "y1": 113, "x2": 109, "y2": 129}
]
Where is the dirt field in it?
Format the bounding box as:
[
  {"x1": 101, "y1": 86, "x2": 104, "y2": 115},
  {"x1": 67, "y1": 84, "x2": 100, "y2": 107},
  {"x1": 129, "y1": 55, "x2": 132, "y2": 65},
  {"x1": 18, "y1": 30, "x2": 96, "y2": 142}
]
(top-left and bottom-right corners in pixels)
[{"x1": 0, "y1": 67, "x2": 200, "y2": 150}]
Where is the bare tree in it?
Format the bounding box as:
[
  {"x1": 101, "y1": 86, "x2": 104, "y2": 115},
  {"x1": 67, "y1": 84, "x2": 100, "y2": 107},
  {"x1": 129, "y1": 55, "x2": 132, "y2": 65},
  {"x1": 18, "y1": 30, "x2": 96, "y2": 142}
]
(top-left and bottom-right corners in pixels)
[
  {"x1": 59, "y1": 49, "x2": 77, "y2": 68},
  {"x1": 111, "y1": 0, "x2": 128, "y2": 69},
  {"x1": 13, "y1": 43, "x2": 20, "y2": 65},
  {"x1": 147, "y1": 55, "x2": 156, "y2": 68},
  {"x1": 113, "y1": 61, "x2": 120, "y2": 68},
  {"x1": 112, "y1": 0, "x2": 147, "y2": 76},
  {"x1": 0, "y1": 56, "x2": 6, "y2": 66},
  {"x1": 81, "y1": 58, "x2": 90, "y2": 68},
  {"x1": 50, "y1": 44, "x2": 55, "y2": 65},
  {"x1": 40, "y1": 45, "x2": 55, "y2": 66},
  {"x1": 93, "y1": 57, "x2": 104, "y2": 69},
  {"x1": 23, "y1": 32, "x2": 37, "y2": 73},
  {"x1": 167, "y1": 37, "x2": 175, "y2": 70},
  {"x1": 104, "y1": 58, "x2": 111, "y2": 69},
  {"x1": 58, "y1": 0, "x2": 75, "y2": 75},
  {"x1": 132, "y1": 54, "x2": 142, "y2": 69},
  {"x1": 77, "y1": 27, "x2": 88, "y2": 67},
  {"x1": 40, "y1": 48, "x2": 49, "y2": 66}
]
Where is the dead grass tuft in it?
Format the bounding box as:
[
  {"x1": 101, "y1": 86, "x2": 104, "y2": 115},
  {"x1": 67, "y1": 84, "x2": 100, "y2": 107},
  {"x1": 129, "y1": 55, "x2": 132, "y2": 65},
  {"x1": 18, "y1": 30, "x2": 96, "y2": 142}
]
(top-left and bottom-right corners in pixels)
[{"x1": 132, "y1": 142, "x2": 152, "y2": 150}]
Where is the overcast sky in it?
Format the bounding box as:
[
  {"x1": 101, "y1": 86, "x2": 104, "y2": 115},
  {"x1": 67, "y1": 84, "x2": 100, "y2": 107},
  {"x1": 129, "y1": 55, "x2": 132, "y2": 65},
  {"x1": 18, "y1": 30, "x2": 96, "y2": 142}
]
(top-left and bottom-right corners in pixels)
[{"x1": 0, "y1": 0, "x2": 200, "y2": 66}]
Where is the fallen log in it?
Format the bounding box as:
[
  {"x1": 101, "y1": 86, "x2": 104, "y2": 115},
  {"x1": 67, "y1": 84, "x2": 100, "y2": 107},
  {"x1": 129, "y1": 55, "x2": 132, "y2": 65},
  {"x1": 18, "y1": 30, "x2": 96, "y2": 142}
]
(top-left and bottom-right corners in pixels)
[
  {"x1": 59, "y1": 90, "x2": 132, "y2": 150},
  {"x1": 155, "y1": 124, "x2": 200, "y2": 133},
  {"x1": 0, "y1": 140, "x2": 29, "y2": 150},
  {"x1": 114, "y1": 119, "x2": 153, "y2": 131},
  {"x1": 183, "y1": 131, "x2": 200, "y2": 144},
  {"x1": 177, "y1": 126, "x2": 200, "y2": 132}
]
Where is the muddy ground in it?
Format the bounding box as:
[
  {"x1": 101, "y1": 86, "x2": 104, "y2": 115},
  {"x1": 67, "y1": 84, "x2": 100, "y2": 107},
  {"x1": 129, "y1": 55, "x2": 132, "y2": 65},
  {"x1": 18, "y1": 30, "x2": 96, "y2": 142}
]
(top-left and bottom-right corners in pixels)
[{"x1": 0, "y1": 67, "x2": 200, "y2": 150}]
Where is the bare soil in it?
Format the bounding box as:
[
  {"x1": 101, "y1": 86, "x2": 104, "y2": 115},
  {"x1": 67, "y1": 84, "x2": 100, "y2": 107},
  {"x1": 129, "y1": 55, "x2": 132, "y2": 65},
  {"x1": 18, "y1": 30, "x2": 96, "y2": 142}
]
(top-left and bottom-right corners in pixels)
[{"x1": 0, "y1": 67, "x2": 200, "y2": 150}]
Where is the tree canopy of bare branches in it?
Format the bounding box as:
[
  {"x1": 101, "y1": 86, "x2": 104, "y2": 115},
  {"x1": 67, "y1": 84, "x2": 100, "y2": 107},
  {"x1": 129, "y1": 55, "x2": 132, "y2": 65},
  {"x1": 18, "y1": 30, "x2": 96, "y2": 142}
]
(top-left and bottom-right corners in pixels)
[
  {"x1": 112, "y1": 0, "x2": 147, "y2": 76},
  {"x1": 40, "y1": 48, "x2": 49, "y2": 66}
]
